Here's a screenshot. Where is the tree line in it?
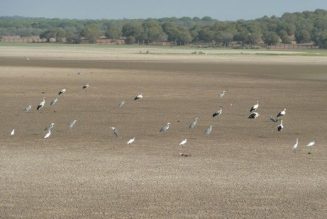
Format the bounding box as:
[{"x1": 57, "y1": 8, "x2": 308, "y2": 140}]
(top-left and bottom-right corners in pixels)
[{"x1": 1, "y1": 9, "x2": 327, "y2": 48}]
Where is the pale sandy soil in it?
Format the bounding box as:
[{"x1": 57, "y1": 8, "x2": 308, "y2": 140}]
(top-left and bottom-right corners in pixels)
[{"x1": 0, "y1": 47, "x2": 326, "y2": 218}]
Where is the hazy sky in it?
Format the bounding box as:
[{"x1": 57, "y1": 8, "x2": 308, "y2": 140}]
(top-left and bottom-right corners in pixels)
[{"x1": 1, "y1": 0, "x2": 327, "y2": 20}]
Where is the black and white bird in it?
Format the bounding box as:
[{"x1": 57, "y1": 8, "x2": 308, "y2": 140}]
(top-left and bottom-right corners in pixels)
[
  {"x1": 50, "y1": 97, "x2": 58, "y2": 106},
  {"x1": 292, "y1": 138, "x2": 299, "y2": 151},
  {"x1": 160, "y1": 122, "x2": 171, "y2": 133},
  {"x1": 204, "y1": 125, "x2": 213, "y2": 135},
  {"x1": 189, "y1": 117, "x2": 199, "y2": 129},
  {"x1": 127, "y1": 137, "x2": 135, "y2": 145},
  {"x1": 250, "y1": 100, "x2": 259, "y2": 112},
  {"x1": 24, "y1": 105, "x2": 32, "y2": 112},
  {"x1": 10, "y1": 129, "x2": 15, "y2": 136},
  {"x1": 248, "y1": 111, "x2": 260, "y2": 119},
  {"x1": 277, "y1": 108, "x2": 286, "y2": 118},
  {"x1": 82, "y1": 84, "x2": 90, "y2": 90},
  {"x1": 69, "y1": 120, "x2": 77, "y2": 129},
  {"x1": 212, "y1": 107, "x2": 223, "y2": 118},
  {"x1": 58, "y1": 88, "x2": 66, "y2": 95},
  {"x1": 111, "y1": 127, "x2": 119, "y2": 137},
  {"x1": 119, "y1": 100, "x2": 125, "y2": 108},
  {"x1": 277, "y1": 120, "x2": 284, "y2": 132},
  {"x1": 134, "y1": 93, "x2": 143, "y2": 100},
  {"x1": 219, "y1": 90, "x2": 227, "y2": 98},
  {"x1": 37, "y1": 98, "x2": 46, "y2": 111}
]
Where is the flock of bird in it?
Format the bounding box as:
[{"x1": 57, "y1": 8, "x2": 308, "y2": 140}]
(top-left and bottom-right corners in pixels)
[{"x1": 8, "y1": 85, "x2": 316, "y2": 156}]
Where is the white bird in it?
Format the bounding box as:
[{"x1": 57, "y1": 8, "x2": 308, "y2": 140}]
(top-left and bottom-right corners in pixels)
[
  {"x1": 50, "y1": 97, "x2": 58, "y2": 106},
  {"x1": 204, "y1": 125, "x2": 213, "y2": 135},
  {"x1": 250, "y1": 100, "x2": 259, "y2": 112},
  {"x1": 277, "y1": 108, "x2": 286, "y2": 118},
  {"x1": 58, "y1": 88, "x2": 66, "y2": 95},
  {"x1": 24, "y1": 105, "x2": 32, "y2": 112},
  {"x1": 189, "y1": 117, "x2": 199, "y2": 129},
  {"x1": 277, "y1": 120, "x2": 284, "y2": 132},
  {"x1": 44, "y1": 122, "x2": 55, "y2": 132},
  {"x1": 212, "y1": 106, "x2": 223, "y2": 118},
  {"x1": 160, "y1": 122, "x2": 171, "y2": 133},
  {"x1": 127, "y1": 137, "x2": 135, "y2": 145},
  {"x1": 219, "y1": 90, "x2": 227, "y2": 98},
  {"x1": 10, "y1": 129, "x2": 15, "y2": 136},
  {"x1": 248, "y1": 111, "x2": 260, "y2": 119},
  {"x1": 119, "y1": 100, "x2": 125, "y2": 108},
  {"x1": 37, "y1": 98, "x2": 46, "y2": 111},
  {"x1": 69, "y1": 120, "x2": 77, "y2": 129},
  {"x1": 82, "y1": 84, "x2": 90, "y2": 90},
  {"x1": 44, "y1": 130, "x2": 52, "y2": 139},
  {"x1": 111, "y1": 127, "x2": 119, "y2": 137},
  {"x1": 134, "y1": 93, "x2": 143, "y2": 100},
  {"x1": 292, "y1": 138, "x2": 299, "y2": 151},
  {"x1": 306, "y1": 140, "x2": 315, "y2": 147},
  {"x1": 179, "y1": 138, "x2": 187, "y2": 146}
]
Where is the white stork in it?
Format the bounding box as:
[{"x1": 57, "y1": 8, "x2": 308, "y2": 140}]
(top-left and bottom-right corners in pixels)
[
  {"x1": 250, "y1": 100, "x2": 259, "y2": 112},
  {"x1": 119, "y1": 100, "x2": 125, "y2": 108},
  {"x1": 44, "y1": 130, "x2": 52, "y2": 139},
  {"x1": 277, "y1": 120, "x2": 284, "y2": 132},
  {"x1": 58, "y1": 88, "x2": 66, "y2": 95},
  {"x1": 179, "y1": 138, "x2": 187, "y2": 146},
  {"x1": 219, "y1": 90, "x2": 227, "y2": 98},
  {"x1": 248, "y1": 111, "x2": 260, "y2": 119},
  {"x1": 292, "y1": 138, "x2": 299, "y2": 151},
  {"x1": 277, "y1": 108, "x2": 286, "y2": 118},
  {"x1": 69, "y1": 120, "x2": 77, "y2": 129},
  {"x1": 10, "y1": 129, "x2": 15, "y2": 136},
  {"x1": 37, "y1": 98, "x2": 46, "y2": 111},
  {"x1": 127, "y1": 137, "x2": 135, "y2": 145},
  {"x1": 212, "y1": 106, "x2": 223, "y2": 118},
  {"x1": 134, "y1": 93, "x2": 143, "y2": 100}
]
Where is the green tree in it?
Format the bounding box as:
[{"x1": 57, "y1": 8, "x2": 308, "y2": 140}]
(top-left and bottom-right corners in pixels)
[
  {"x1": 263, "y1": 31, "x2": 280, "y2": 45},
  {"x1": 81, "y1": 24, "x2": 101, "y2": 43}
]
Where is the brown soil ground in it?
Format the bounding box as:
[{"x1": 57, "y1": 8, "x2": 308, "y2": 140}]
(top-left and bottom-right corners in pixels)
[{"x1": 0, "y1": 55, "x2": 326, "y2": 218}]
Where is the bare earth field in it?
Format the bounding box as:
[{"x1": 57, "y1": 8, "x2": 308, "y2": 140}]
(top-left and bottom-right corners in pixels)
[{"x1": 0, "y1": 47, "x2": 327, "y2": 218}]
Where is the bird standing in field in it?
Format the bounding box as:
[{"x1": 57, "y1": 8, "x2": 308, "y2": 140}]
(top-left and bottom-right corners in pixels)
[
  {"x1": 277, "y1": 108, "x2": 286, "y2": 118},
  {"x1": 189, "y1": 117, "x2": 199, "y2": 129},
  {"x1": 277, "y1": 120, "x2": 284, "y2": 132},
  {"x1": 37, "y1": 98, "x2": 46, "y2": 111},
  {"x1": 10, "y1": 129, "x2": 15, "y2": 136},
  {"x1": 204, "y1": 125, "x2": 213, "y2": 135},
  {"x1": 58, "y1": 88, "x2": 66, "y2": 96},
  {"x1": 127, "y1": 137, "x2": 135, "y2": 145},
  {"x1": 82, "y1": 84, "x2": 90, "y2": 90},
  {"x1": 250, "y1": 100, "x2": 259, "y2": 112},
  {"x1": 219, "y1": 90, "x2": 227, "y2": 98},
  {"x1": 179, "y1": 138, "x2": 187, "y2": 146},
  {"x1": 69, "y1": 120, "x2": 77, "y2": 129},
  {"x1": 50, "y1": 97, "x2": 58, "y2": 106},
  {"x1": 44, "y1": 122, "x2": 55, "y2": 132},
  {"x1": 44, "y1": 130, "x2": 52, "y2": 139},
  {"x1": 119, "y1": 100, "x2": 125, "y2": 108},
  {"x1": 24, "y1": 105, "x2": 32, "y2": 112},
  {"x1": 306, "y1": 140, "x2": 316, "y2": 154},
  {"x1": 292, "y1": 138, "x2": 299, "y2": 152},
  {"x1": 248, "y1": 111, "x2": 260, "y2": 119},
  {"x1": 134, "y1": 93, "x2": 143, "y2": 100},
  {"x1": 111, "y1": 127, "x2": 119, "y2": 137},
  {"x1": 160, "y1": 122, "x2": 171, "y2": 133},
  {"x1": 212, "y1": 106, "x2": 223, "y2": 118}
]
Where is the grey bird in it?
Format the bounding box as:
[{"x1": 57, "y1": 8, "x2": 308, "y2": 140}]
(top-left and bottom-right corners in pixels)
[
  {"x1": 204, "y1": 125, "x2": 213, "y2": 135},
  {"x1": 160, "y1": 122, "x2": 171, "y2": 133},
  {"x1": 111, "y1": 127, "x2": 119, "y2": 137},
  {"x1": 189, "y1": 117, "x2": 199, "y2": 129}
]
